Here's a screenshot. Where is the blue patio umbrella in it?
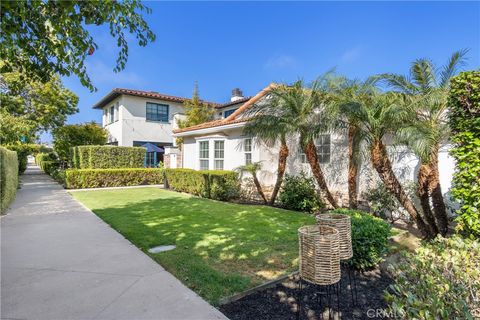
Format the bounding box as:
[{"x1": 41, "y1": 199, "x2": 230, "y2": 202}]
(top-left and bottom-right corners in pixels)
[{"x1": 141, "y1": 143, "x2": 164, "y2": 167}]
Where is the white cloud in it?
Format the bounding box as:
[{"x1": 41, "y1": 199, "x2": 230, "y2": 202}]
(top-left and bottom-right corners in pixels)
[
  {"x1": 264, "y1": 54, "x2": 297, "y2": 69},
  {"x1": 85, "y1": 60, "x2": 144, "y2": 86},
  {"x1": 340, "y1": 46, "x2": 362, "y2": 63}
]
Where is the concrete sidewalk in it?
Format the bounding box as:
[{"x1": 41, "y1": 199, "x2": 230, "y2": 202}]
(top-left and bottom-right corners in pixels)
[{"x1": 1, "y1": 164, "x2": 228, "y2": 320}]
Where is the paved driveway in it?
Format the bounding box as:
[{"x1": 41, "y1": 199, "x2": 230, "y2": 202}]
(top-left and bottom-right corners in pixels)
[{"x1": 1, "y1": 164, "x2": 228, "y2": 320}]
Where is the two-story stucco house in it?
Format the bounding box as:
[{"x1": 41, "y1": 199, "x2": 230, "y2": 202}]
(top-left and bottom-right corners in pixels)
[{"x1": 93, "y1": 87, "x2": 248, "y2": 166}]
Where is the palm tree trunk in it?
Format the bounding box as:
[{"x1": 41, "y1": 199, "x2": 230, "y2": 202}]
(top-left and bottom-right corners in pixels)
[
  {"x1": 417, "y1": 164, "x2": 439, "y2": 236},
  {"x1": 370, "y1": 139, "x2": 431, "y2": 238},
  {"x1": 269, "y1": 136, "x2": 289, "y2": 205},
  {"x1": 427, "y1": 153, "x2": 449, "y2": 236},
  {"x1": 304, "y1": 140, "x2": 339, "y2": 208},
  {"x1": 348, "y1": 125, "x2": 359, "y2": 209},
  {"x1": 252, "y1": 173, "x2": 268, "y2": 204}
]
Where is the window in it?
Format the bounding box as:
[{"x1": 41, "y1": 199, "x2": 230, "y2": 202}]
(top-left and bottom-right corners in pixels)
[
  {"x1": 315, "y1": 134, "x2": 331, "y2": 163},
  {"x1": 244, "y1": 138, "x2": 252, "y2": 165},
  {"x1": 214, "y1": 140, "x2": 224, "y2": 170},
  {"x1": 103, "y1": 109, "x2": 108, "y2": 126},
  {"x1": 110, "y1": 106, "x2": 114, "y2": 123},
  {"x1": 298, "y1": 134, "x2": 330, "y2": 163},
  {"x1": 114, "y1": 103, "x2": 119, "y2": 122},
  {"x1": 223, "y1": 108, "x2": 238, "y2": 118},
  {"x1": 299, "y1": 147, "x2": 307, "y2": 163},
  {"x1": 199, "y1": 141, "x2": 209, "y2": 170},
  {"x1": 146, "y1": 102, "x2": 169, "y2": 122}
]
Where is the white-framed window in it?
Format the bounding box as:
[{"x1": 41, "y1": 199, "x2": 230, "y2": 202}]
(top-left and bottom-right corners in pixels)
[
  {"x1": 298, "y1": 134, "x2": 331, "y2": 164},
  {"x1": 103, "y1": 108, "x2": 108, "y2": 126},
  {"x1": 299, "y1": 147, "x2": 307, "y2": 164},
  {"x1": 214, "y1": 140, "x2": 224, "y2": 170},
  {"x1": 199, "y1": 141, "x2": 209, "y2": 170},
  {"x1": 244, "y1": 138, "x2": 252, "y2": 165},
  {"x1": 114, "y1": 102, "x2": 119, "y2": 122},
  {"x1": 110, "y1": 106, "x2": 115, "y2": 123},
  {"x1": 316, "y1": 134, "x2": 331, "y2": 163}
]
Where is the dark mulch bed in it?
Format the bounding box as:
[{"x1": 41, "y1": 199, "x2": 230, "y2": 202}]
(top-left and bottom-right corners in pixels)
[{"x1": 219, "y1": 267, "x2": 393, "y2": 320}]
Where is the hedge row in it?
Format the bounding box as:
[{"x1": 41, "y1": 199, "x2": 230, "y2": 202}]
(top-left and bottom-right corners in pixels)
[
  {"x1": 65, "y1": 168, "x2": 164, "y2": 189},
  {"x1": 71, "y1": 145, "x2": 146, "y2": 169},
  {"x1": 448, "y1": 71, "x2": 480, "y2": 239},
  {"x1": 164, "y1": 168, "x2": 240, "y2": 201},
  {"x1": 0, "y1": 147, "x2": 19, "y2": 214}
]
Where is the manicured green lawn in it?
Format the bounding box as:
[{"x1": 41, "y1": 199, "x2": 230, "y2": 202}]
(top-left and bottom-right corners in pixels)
[{"x1": 71, "y1": 187, "x2": 315, "y2": 305}]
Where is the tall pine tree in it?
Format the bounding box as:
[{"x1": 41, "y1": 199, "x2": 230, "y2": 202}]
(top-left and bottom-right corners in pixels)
[{"x1": 176, "y1": 82, "x2": 215, "y2": 147}]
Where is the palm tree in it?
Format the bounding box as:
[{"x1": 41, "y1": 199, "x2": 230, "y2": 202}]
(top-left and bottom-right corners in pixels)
[
  {"x1": 246, "y1": 79, "x2": 339, "y2": 208},
  {"x1": 380, "y1": 50, "x2": 467, "y2": 236},
  {"x1": 236, "y1": 162, "x2": 268, "y2": 204},
  {"x1": 243, "y1": 97, "x2": 294, "y2": 205},
  {"x1": 329, "y1": 77, "x2": 371, "y2": 209},
  {"x1": 341, "y1": 91, "x2": 431, "y2": 238}
]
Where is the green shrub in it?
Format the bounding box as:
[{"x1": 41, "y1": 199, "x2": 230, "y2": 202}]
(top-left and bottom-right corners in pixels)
[
  {"x1": 65, "y1": 168, "x2": 164, "y2": 189},
  {"x1": 207, "y1": 170, "x2": 241, "y2": 201},
  {"x1": 385, "y1": 235, "x2": 480, "y2": 319},
  {"x1": 73, "y1": 145, "x2": 146, "y2": 169},
  {"x1": 165, "y1": 168, "x2": 240, "y2": 201},
  {"x1": 0, "y1": 146, "x2": 18, "y2": 214},
  {"x1": 448, "y1": 71, "x2": 480, "y2": 239},
  {"x1": 165, "y1": 168, "x2": 206, "y2": 195},
  {"x1": 279, "y1": 173, "x2": 323, "y2": 213},
  {"x1": 40, "y1": 161, "x2": 60, "y2": 176},
  {"x1": 36, "y1": 152, "x2": 57, "y2": 164},
  {"x1": 329, "y1": 208, "x2": 392, "y2": 270}
]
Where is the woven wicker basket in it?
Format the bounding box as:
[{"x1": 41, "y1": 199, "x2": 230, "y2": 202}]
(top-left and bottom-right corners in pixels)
[
  {"x1": 298, "y1": 225, "x2": 341, "y2": 286},
  {"x1": 316, "y1": 213, "x2": 353, "y2": 260}
]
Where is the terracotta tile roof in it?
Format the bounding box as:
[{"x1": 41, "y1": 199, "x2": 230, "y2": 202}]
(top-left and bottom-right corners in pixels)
[
  {"x1": 93, "y1": 88, "x2": 219, "y2": 109},
  {"x1": 173, "y1": 83, "x2": 277, "y2": 134}
]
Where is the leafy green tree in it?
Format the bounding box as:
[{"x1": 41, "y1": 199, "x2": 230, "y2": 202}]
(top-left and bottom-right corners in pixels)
[
  {"x1": 1, "y1": 0, "x2": 155, "y2": 91},
  {"x1": 0, "y1": 109, "x2": 37, "y2": 145},
  {"x1": 1, "y1": 72, "x2": 78, "y2": 135},
  {"x1": 380, "y1": 50, "x2": 467, "y2": 236},
  {"x1": 53, "y1": 122, "x2": 107, "y2": 166},
  {"x1": 176, "y1": 82, "x2": 215, "y2": 146}
]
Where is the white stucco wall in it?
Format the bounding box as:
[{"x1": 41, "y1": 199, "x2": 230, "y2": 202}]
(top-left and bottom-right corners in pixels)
[
  {"x1": 180, "y1": 127, "x2": 455, "y2": 202},
  {"x1": 101, "y1": 95, "x2": 185, "y2": 147},
  {"x1": 181, "y1": 127, "x2": 260, "y2": 171}
]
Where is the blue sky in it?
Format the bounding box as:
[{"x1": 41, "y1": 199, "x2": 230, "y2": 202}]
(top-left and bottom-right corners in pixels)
[{"x1": 54, "y1": 1, "x2": 480, "y2": 142}]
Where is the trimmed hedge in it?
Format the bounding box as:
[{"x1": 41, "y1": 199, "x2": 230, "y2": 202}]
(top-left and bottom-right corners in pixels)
[
  {"x1": 72, "y1": 145, "x2": 146, "y2": 169},
  {"x1": 65, "y1": 168, "x2": 164, "y2": 189},
  {"x1": 40, "y1": 161, "x2": 60, "y2": 176},
  {"x1": 328, "y1": 208, "x2": 392, "y2": 270},
  {"x1": 165, "y1": 168, "x2": 240, "y2": 201},
  {"x1": 1, "y1": 147, "x2": 18, "y2": 214},
  {"x1": 448, "y1": 71, "x2": 480, "y2": 239}
]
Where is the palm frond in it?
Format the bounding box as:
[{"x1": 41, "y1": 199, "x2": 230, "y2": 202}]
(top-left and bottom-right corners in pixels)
[
  {"x1": 377, "y1": 73, "x2": 416, "y2": 94},
  {"x1": 439, "y1": 49, "x2": 468, "y2": 87},
  {"x1": 411, "y1": 59, "x2": 437, "y2": 91}
]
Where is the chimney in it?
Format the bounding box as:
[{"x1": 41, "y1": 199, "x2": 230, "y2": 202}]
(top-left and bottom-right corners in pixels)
[{"x1": 231, "y1": 88, "x2": 244, "y2": 102}]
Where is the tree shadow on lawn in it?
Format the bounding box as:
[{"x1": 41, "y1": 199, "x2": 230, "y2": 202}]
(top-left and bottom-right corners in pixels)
[{"x1": 87, "y1": 190, "x2": 315, "y2": 305}]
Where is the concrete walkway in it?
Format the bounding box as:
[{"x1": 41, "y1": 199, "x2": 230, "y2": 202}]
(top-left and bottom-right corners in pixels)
[{"x1": 1, "y1": 164, "x2": 228, "y2": 320}]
